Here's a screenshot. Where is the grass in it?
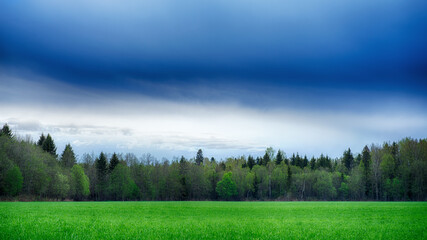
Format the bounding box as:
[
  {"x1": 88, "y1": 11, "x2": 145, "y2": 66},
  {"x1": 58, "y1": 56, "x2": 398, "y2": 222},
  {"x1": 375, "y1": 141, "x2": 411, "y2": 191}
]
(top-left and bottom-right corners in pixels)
[{"x1": 0, "y1": 201, "x2": 426, "y2": 239}]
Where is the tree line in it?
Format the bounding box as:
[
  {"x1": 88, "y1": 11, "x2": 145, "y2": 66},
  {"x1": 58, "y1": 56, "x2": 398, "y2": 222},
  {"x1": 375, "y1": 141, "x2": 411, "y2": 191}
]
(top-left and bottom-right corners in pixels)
[{"x1": 0, "y1": 123, "x2": 426, "y2": 201}]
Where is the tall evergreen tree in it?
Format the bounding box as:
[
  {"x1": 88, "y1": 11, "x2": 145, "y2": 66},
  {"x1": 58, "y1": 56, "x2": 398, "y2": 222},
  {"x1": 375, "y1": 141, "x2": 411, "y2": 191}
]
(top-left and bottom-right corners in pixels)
[
  {"x1": 0, "y1": 124, "x2": 13, "y2": 138},
  {"x1": 295, "y1": 153, "x2": 302, "y2": 168},
  {"x1": 290, "y1": 153, "x2": 296, "y2": 166},
  {"x1": 42, "y1": 134, "x2": 57, "y2": 157},
  {"x1": 196, "y1": 149, "x2": 204, "y2": 165},
  {"x1": 275, "y1": 150, "x2": 284, "y2": 165},
  {"x1": 60, "y1": 144, "x2": 76, "y2": 168},
  {"x1": 361, "y1": 145, "x2": 371, "y2": 198},
  {"x1": 310, "y1": 157, "x2": 316, "y2": 170},
  {"x1": 109, "y1": 153, "x2": 120, "y2": 172},
  {"x1": 37, "y1": 133, "x2": 46, "y2": 146},
  {"x1": 95, "y1": 152, "x2": 108, "y2": 200},
  {"x1": 343, "y1": 148, "x2": 354, "y2": 172},
  {"x1": 302, "y1": 155, "x2": 308, "y2": 168},
  {"x1": 262, "y1": 152, "x2": 271, "y2": 166},
  {"x1": 287, "y1": 164, "x2": 292, "y2": 192},
  {"x1": 247, "y1": 155, "x2": 255, "y2": 170}
]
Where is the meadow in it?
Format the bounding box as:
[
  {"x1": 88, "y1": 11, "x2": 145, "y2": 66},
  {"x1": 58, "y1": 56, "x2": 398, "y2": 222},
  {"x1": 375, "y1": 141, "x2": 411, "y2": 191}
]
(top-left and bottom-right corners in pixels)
[{"x1": 0, "y1": 202, "x2": 426, "y2": 239}]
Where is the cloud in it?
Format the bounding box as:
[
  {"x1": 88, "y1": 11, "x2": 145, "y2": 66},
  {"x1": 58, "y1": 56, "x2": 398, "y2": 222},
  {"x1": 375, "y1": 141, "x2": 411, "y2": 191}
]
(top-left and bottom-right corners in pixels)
[
  {"x1": 1, "y1": 0, "x2": 426, "y2": 84},
  {"x1": 1, "y1": 73, "x2": 426, "y2": 160}
]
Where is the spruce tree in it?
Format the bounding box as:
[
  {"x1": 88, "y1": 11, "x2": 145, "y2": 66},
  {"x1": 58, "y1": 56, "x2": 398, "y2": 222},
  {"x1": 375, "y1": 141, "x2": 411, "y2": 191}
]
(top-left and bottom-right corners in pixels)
[
  {"x1": 37, "y1": 133, "x2": 46, "y2": 146},
  {"x1": 42, "y1": 134, "x2": 57, "y2": 157},
  {"x1": 196, "y1": 149, "x2": 204, "y2": 165},
  {"x1": 109, "y1": 153, "x2": 120, "y2": 172},
  {"x1": 247, "y1": 155, "x2": 255, "y2": 170},
  {"x1": 302, "y1": 155, "x2": 308, "y2": 168},
  {"x1": 275, "y1": 150, "x2": 284, "y2": 165},
  {"x1": 287, "y1": 164, "x2": 292, "y2": 192},
  {"x1": 361, "y1": 145, "x2": 371, "y2": 197},
  {"x1": 343, "y1": 148, "x2": 354, "y2": 172},
  {"x1": 262, "y1": 152, "x2": 270, "y2": 166},
  {"x1": 61, "y1": 144, "x2": 76, "y2": 168},
  {"x1": 95, "y1": 152, "x2": 108, "y2": 200},
  {"x1": 0, "y1": 124, "x2": 13, "y2": 138}
]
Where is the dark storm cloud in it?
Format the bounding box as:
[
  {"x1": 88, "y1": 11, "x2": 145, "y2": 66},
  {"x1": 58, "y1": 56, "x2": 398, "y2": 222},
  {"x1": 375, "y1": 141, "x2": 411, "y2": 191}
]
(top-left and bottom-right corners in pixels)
[{"x1": 1, "y1": 0, "x2": 426, "y2": 93}]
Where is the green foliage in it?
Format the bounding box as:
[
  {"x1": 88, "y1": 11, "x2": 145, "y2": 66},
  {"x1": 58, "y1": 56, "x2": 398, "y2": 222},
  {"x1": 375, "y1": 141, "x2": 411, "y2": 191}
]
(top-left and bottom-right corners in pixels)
[
  {"x1": 95, "y1": 152, "x2": 108, "y2": 199},
  {"x1": 70, "y1": 164, "x2": 90, "y2": 200},
  {"x1": 109, "y1": 164, "x2": 140, "y2": 200},
  {"x1": 60, "y1": 144, "x2": 76, "y2": 168},
  {"x1": 52, "y1": 172, "x2": 70, "y2": 200},
  {"x1": 275, "y1": 150, "x2": 284, "y2": 165},
  {"x1": 313, "y1": 171, "x2": 336, "y2": 200},
  {"x1": 42, "y1": 134, "x2": 57, "y2": 157},
  {"x1": 380, "y1": 153, "x2": 395, "y2": 180},
  {"x1": 216, "y1": 172, "x2": 238, "y2": 200},
  {"x1": 0, "y1": 124, "x2": 13, "y2": 138},
  {"x1": 4, "y1": 166, "x2": 23, "y2": 196},
  {"x1": 109, "y1": 153, "x2": 120, "y2": 172},
  {"x1": 247, "y1": 155, "x2": 255, "y2": 170},
  {"x1": 0, "y1": 126, "x2": 426, "y2": 201},
  {"x1": 195, "y1": 149, "x2": 203, "y2": 165},
  {"x1": 343, "y1": 148, "x2": 354, "y2": 172},
  {"x1": 338, "y1": 182, "x2": 349, "y2": 200},
  {"x1": 37, "y1": 133, "x2": 46, "y2": 146}
]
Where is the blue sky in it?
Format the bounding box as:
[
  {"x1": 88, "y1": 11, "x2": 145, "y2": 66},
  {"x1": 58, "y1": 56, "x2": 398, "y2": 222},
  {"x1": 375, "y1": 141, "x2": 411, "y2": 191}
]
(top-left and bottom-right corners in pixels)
[{"x1": 1, "y1": 0, "x2": 426, "y2": 160}]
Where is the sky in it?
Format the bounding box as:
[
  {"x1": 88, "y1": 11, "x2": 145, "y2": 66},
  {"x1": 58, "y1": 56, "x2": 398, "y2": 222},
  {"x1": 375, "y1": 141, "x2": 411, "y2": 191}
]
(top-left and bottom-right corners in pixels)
[{"x1": 1, "y1": 0, "x2": 426, "y2": 161}]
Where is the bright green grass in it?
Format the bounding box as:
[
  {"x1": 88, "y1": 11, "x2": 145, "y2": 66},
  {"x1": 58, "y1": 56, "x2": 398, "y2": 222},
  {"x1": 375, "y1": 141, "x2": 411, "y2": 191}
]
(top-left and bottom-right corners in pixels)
[{"x1": 0, "y1": 202, "x2": 426, "y2": 239}]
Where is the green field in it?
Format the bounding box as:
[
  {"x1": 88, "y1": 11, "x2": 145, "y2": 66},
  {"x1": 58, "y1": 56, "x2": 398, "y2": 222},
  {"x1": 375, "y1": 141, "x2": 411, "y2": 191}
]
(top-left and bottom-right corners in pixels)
[{"x1": 0, "y1": 202, "x2": 426, "y2": 239}]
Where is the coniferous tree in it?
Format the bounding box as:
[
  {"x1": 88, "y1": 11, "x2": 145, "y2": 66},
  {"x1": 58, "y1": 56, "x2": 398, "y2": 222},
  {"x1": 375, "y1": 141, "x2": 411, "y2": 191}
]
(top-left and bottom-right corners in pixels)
[
  {"x1": 37, "y1": 133, "x2": 46, "y2": 146},
  {"x1": 109, "y1": 153, "x2": 120, "y2": 172},
  {"x1": 42, "y1": 134, "x2": 57, "y2": 157},
  {"x1": 196, "y1": 149, "x2": 204, "y2": 165},
  {"x1": 247, "y1": 155, "x2": 255, "y2": 170},
  {"x1": 61, "y1": 144, "x2": 76, "y2": 168},
  {"x1": 0, "y1": 124, "x2": 13, "y2": 138},
  {"x1": 275, "y1": 150, "x2": 284, "y2": 165},
  {"x1": 361, "y1": 145, "x2": 371, "y2": 198},
  {"x1": 287, "y1": 164, "x2": 292, "y2": 192},
  {"x1": 290, "y1": 153, "x2": 296, "y2": 166},
  {"x1": 302, "y1": 155, "x2": 308, "y2": 168},
  {"x1": 310, "y1": 157, "x2": 316, "y2": 170},
  {"x1": 343, "y1": 148, "x2": 354, "y2": 173},
  {"x1": 95, "y1": 152, "x2": 108, "y2": 200},
  {"x1": 295, "y1": 153, "x2": 302, "y2": 168},
  {"x1": 262, "y1": 152, "x2": 271, "y2": 166}
]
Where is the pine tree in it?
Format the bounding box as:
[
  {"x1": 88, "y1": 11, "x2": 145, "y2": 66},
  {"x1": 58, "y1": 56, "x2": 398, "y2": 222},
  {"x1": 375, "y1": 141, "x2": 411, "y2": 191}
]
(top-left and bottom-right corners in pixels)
[
  {"x1": 109, "y1": 153, "x2": 120, "y2": 172},
  {"x1": 196, "y1": 149, "x2": 203, "y2": 165},
  {"x1": 0, "y1": 124, "x2": 13, "y2": 138},
  {"x1": 61, "y1": 144, "x2": 76, "y2": 168},
  {"x1": 42, "y1": 134, "x2": 57, "y2": 157}
]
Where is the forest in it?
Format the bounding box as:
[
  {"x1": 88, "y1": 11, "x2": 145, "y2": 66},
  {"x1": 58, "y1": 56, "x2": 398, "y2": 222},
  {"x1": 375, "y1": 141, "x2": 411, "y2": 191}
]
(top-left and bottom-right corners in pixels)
[{"x1": 0, "y1": 123, "x2": 426, "y2": 201}]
